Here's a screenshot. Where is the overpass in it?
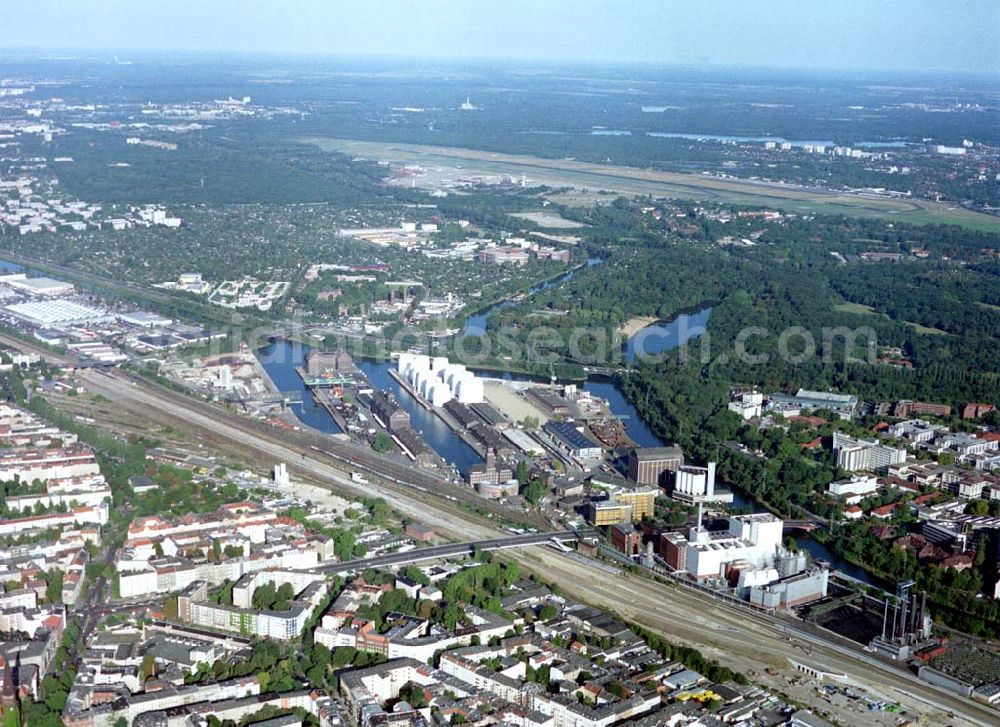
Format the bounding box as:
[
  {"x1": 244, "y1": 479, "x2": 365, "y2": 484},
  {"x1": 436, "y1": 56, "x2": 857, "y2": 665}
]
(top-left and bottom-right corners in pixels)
[{"x1": 310, "y1": 530, "x2": 591, "y2": 575}]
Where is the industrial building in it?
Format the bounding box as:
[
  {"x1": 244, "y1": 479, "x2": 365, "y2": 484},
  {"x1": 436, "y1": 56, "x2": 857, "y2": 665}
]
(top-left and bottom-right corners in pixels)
[
  {"x1": 587, "y1": 477, "x2": 658, "y2": 525},
  {"x1": 543, "y1": 420, "x2": 602, "y2": 460},
  {"x1": 668, "y1": 462, "x2": 734, "y2": 504},
  {"x1": 728, "y1": 390, "x2": 763, "y2": 420},
  {"x1": 398, "y1": 353, "x2": 484, "y2": 406},
  {"x1": 4, "y1": 299, "x2": 111, "y2": 326},
  {"x1": 467, "y1": 448, "x2": 514, "y2": 492},
  {"x1": 627, "y1": 445, "x2": 684, "y2": 486},
  {"x1": 587, "y1": 499, "x2": 636, "y2": 526},
  {"x1": 368, "y1": 390, "x2": 409, "y2": 432},
  {"x1": 748, "y1": 565, "x2": 830, "y2": 609},
  {"x1": 662, "y1": 512, "x2": 784, "y2": 580},
  {"x1": 117, "y1": 310, "x2": 174, "y2": 328},
  {"x1": 0, "y1": 274, "x2": 75, "y2": 297},
  {"x1": 769, "y1": 389, "x2": 859, "y2": 420}
]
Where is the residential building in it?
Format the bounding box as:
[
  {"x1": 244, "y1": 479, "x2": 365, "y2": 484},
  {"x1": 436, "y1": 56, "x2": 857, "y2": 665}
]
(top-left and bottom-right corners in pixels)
[
  {"x1": 833, "y1": 431, "x2": 907, "y2": 472},
  {"x1": 963, "y1": 403, "x2": 995, "y2": 420},
  {"x1": 893, "y1": 400, "x2": 952, "y2": 418},
  {"x1": 827, "y1": 474, "x2": 879, "y2": 504}
]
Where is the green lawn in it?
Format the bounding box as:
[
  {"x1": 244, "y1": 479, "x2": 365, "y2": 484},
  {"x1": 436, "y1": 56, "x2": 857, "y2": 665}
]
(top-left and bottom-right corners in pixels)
[
  {"x1": 833, "y1": 302, "x2": 877, "y2": 315},
  {"x1": 834, "y1": 301, "x2": 950, "y2": 335}
]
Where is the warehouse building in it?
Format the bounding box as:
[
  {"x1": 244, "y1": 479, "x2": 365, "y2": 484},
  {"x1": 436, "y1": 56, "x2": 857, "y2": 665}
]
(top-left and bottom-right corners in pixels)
[
  {"x1": 543, "y1": 421, "x2": 602, "y2": 460},
  {"x1": 628, "y1": 445, "x2": 684, "y2": 486},
  {"x1": 1, "y1": 274, "x2": 75, "y2": 297},
  {"x1": 4, "y1": 299, "x2": 111, "y2": 326}
]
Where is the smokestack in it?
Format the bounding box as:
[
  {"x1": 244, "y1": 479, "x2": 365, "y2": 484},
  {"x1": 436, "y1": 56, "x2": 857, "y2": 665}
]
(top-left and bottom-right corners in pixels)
[
  {"x1": 899, "y1": 594, "x2": 908, "y2": 642},
  {"x1": 881, "y1": 598, "x2": 888, "y2": 641}
]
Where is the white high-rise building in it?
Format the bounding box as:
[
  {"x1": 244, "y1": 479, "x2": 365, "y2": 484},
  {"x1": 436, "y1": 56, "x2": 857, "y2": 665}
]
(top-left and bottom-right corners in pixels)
[
  {"x1": 217, "y1": 365, "x2": 233, "y2": 390},
  {"x1": 833, "y1": 431, "x2": 906, "y2": 472}
]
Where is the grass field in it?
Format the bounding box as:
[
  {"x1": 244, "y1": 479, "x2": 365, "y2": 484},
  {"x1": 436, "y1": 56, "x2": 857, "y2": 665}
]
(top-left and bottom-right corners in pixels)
[
  {"x1": 833, "y1": 302, "x2": 878, "y2": 315},
  {"x1": 833, "y1": 302, "x2": 950, "y2": 335},
  {"x1": 509, "y1": 211, "x2": 586, "y2": 228},
  {"x1": 303, "y1": 137, "x2": 1000, "y2": 232}
]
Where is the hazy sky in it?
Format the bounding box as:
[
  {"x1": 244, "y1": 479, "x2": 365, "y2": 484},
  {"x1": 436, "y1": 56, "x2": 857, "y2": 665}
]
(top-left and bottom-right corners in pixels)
[{"x1": 2, "y1": 0, "x2": 998, "y2": 74}]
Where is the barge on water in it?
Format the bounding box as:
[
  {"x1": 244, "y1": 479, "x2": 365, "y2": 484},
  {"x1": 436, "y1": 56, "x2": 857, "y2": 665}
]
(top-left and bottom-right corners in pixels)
[{"x1": 295, "y1": 368, "x2": 356, "y2": 388}]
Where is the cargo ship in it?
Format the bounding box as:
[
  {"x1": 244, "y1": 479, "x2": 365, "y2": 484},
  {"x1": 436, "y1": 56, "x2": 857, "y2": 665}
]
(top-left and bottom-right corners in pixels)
[{"x1": 589, "y1": 417, "x2": 630, "y2": 448}]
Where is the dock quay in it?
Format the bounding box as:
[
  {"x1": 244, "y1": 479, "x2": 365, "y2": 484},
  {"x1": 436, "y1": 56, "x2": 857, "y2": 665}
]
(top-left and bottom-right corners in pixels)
[{"x1": 389, "y1": 367, "x2": 488, "y2": 456}]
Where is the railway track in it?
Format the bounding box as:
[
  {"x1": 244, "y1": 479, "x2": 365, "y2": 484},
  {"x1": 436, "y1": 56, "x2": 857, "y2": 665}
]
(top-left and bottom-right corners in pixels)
[{"x1": 80, "y1": 368, "x2": 551, "y2": 534}]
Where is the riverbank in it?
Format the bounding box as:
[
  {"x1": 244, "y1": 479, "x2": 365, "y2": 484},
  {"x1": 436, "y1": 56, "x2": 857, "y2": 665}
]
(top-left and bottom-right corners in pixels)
[
  {"x1": 460, "y1": 257, "x2": 603, "y2": 336},
  {"x1": 619, "y1": 315, "x2": 658, "y2": 338}
]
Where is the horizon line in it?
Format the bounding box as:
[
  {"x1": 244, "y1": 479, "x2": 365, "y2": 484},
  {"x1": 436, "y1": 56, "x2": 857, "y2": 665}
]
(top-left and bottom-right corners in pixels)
[{"x1": 1, "y1": 46, "x2": 998, "y2": 80}]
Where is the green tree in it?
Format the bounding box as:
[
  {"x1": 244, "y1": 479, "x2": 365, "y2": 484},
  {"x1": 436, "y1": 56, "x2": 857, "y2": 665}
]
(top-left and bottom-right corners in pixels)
[
  {"x1": 372, "y1": 433, "x2": 394, "y2": 454},
  {"x1": 523, "y1": 479, "x2": 547, "y2": 505},
  {"x1": 44, "y1": 569, "x2": 64, "y2": 604}
]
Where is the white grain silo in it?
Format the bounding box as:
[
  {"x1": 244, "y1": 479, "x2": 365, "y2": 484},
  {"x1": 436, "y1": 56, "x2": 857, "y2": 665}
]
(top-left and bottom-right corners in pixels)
[
  {"x1": 456, "y1": 374, "x2": 484, "y2": 404},
  {"x1": 429, "y1": 383, "x2": 453, "y2": 407}
]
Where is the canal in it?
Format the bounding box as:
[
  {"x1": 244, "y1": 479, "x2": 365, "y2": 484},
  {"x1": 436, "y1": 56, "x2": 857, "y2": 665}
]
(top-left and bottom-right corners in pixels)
[
  {"x1": 462, "y1": 257, "x2": 604, "y2": 336},
  {"x1": 1, "y1": 255, "x2": 877, "y2": 583},
  {"x1": 358, "y1": 359, "x2": 482, "y2": 478},
  {"x1": 257, "y1": 329, "x2": 874, "y2": 583},
  {"x1": 257, "y1": 339, "x2": 345, "y2": 435}
]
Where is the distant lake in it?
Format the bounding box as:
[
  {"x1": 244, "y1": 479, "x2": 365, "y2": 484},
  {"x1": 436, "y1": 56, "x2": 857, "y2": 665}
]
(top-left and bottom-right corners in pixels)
[
  {"x1": 624, "y1": 307, "x2": 712, "y2": 363},
  {"x1": 646, "y1": 132, "x2": 911, "y2": 148},
  {"x1": 647, "y1": 132, "x2": 835, "y2": 147}
]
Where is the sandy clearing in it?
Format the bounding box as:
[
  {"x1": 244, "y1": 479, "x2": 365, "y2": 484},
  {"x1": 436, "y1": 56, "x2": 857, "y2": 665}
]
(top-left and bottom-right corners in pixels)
[
  {"x1": 619, "y1": 315, "x2": 658, "y2": 338},
  {"x1": 484, "y1": 380, "x2": 551, "y2": 425}
]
